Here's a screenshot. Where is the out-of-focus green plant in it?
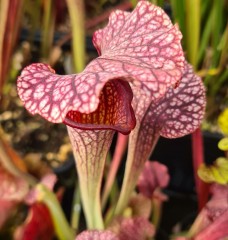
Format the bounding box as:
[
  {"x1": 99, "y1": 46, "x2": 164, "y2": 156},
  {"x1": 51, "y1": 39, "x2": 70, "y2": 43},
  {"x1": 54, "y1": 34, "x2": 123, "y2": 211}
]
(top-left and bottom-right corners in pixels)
[
  {"x1": 0, "y1": 1, "x2": 226, "y2": 239},
  {"x1": 218, "y1": 108, "x2": 228, "y2": 135},
  {"x1": 41, "y1": 0, "x2": 55, "y2": 60},
  {"x1": 169, "y1": 0, "x2": 227, "y2": 211},
  {"x1": 198, "y1": 108, "x2": 228, "y2": 185},
  {"x1": 15, "y1": 0, "x2": 206, "y2": 237},
  {"x1": 171, "y1": 0, "x2": 227, "y2": 123},
  {"x1": 66, "y1": 0, "x2": 85, "y2": 73},
  {"x1": 0, "y1": 0, "x2": 24, "y2": 99}
]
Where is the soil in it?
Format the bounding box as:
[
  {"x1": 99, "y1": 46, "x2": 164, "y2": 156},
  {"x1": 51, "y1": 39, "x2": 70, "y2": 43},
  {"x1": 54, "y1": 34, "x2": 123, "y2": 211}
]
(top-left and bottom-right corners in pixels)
[{"x1": 0, "y1": 84, "x2": 72, "y2": 174}]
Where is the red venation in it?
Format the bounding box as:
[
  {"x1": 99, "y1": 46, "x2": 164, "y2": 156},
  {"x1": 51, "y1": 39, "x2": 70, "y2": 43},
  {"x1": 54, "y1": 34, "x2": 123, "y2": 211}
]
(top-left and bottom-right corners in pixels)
[
  {"x1": 64, "y1": 80, "x2": 136, "y2": 134},
  {"x1": 17, "y1": 1, "x2": 185, "y2": 132}
]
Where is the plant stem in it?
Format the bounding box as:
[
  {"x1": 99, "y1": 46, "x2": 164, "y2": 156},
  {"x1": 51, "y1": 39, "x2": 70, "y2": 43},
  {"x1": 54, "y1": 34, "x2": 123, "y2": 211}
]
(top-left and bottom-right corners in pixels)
[
  {"x1": 170, "y1": 0, "x2": 185, "y2": 44},
  {"x1": 64, "y1": 0, "x2": 86, "y2": 232},
  {"x1": 56, "y1": 2, "x2": 132, "y2": 49},
  {"x1": 115, "y1": 128, "x2": 160, "y2": 215},
  {"x1": 66, "y1": 0, "x2": 85, "y2": 73},
  {"x1": 77, "y1": 175, "x2": 104, "y2": 229},
  {"x1": 70, "y1": 182, "x2": 81, "y2": 233},
  {"x1": 185, "y1": 0, "x2": 209, "y2": 210},
  {"x1": 37, "y1": 184, "x2": 75, "y2": 240},
  {"x1": 0, "y1": 0, "x2": 9, "y2": 82},
  {"x1": 101, "y1": 133, "x2": 128, "y2": 208},
  {"x1": 185, "y1": 0, "x2": 200, "y2": 68},
  {"x1": 191, "y1": 129, "x2": 209, "y2": 210},
  {"x1": 151, "y1": 198, "x2": 162, "y2": 228},
  {"x1": 68, "y1": 127, "x2": 114, "y2": 229},
  {"x1": 197, "y1": 7, "x2": 213, "y2": 66},
  {"x1": 211, "y1": 0, "x2": 223, "y2": 67},
  {"x1": 41, "y1": 0, "x2": 55, "y2": 60},
  {"x1": 0, "y1": 0, "x2": 24, "y2": 94}
]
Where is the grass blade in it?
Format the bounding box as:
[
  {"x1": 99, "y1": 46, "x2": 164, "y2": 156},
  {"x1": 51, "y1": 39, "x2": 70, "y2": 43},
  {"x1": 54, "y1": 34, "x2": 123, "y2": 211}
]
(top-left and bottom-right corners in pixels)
[{"x1": 185, "y1": 0, "x2": 200, "y2": 68}]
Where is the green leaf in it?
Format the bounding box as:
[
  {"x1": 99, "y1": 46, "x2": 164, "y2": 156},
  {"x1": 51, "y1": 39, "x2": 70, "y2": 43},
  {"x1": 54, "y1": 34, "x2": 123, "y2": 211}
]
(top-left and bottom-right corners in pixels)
[
  {"x1": 41, "y1": 0, "x2": 55, "y2": 60},
  {"x1": 170, "y1": 0, "x2": 186, "y2": 46},
  {"x1": 66, "y1": 0, "x2": 85, "y2": 73},
  {"x1": 218, "y1": 138, "x2": 228, "y2": 151},
  {"x1": 185, "y1": 0, "x2": 200, "y2": 68},
  {"x1": 211, "y1": 0, "x2": 224, "y2": 67},
  {"x1": 218, "y1": 109, "x2": 228, "y2": 135},
  {"x1": 198, "y1": 157, "x2": 228, "y2": 185},
  {"x1": 197, "y1": 8, "x2": 213, "y2": 66}
]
